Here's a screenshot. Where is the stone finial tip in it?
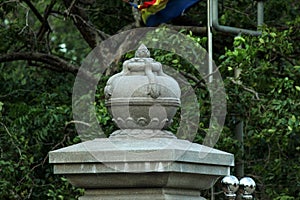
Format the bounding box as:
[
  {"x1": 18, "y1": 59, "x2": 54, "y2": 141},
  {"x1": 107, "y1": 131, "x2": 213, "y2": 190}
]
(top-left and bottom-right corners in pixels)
[{"x1": 135, "y1": 44, "x2": 150, "y2": 58}]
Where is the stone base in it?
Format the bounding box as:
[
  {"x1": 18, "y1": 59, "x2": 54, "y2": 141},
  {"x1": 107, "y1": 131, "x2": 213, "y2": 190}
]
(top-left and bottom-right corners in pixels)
[
  {"x1": 80, "y1": 188, "x2": 205, "y2": 200},
  {"x1": 50, "y1": 137, "x2": 234, "y2": 200}
]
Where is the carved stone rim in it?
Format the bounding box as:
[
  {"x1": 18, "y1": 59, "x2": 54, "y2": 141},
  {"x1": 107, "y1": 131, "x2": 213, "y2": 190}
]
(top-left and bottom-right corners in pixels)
[
  {"x1": 109, "y1": 129, "x2": 177, "y2": 139},
  {"x1": 106, "y1": 98, "x2": 181, "y2": 107}
]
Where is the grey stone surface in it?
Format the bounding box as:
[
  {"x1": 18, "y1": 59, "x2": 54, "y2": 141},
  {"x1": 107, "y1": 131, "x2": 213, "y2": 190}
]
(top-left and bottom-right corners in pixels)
[
  {"x1": 49, "y1": 45, "x2": 233, "y2": 199},
  {"x1": 104, "y1": 44, "x2": 181, "y2": 132},
  {"x1": 79, "y1": 188, "x2": 206, "y2": 200},
  {"x1": 64, "y1": 172, "x2": 217, "y2": 190},
  {"x1": 49, "y1": 138, "x2": 234, "y2": 199},
  {"x1": 49, "y1": 138, "x2": 234, "y2": 167}
]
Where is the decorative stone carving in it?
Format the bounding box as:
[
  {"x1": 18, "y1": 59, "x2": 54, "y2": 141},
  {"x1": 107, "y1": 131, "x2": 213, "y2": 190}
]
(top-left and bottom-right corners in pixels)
[
  {"x1": 49, "y1": 44, "x2": 235, "y2": 200},
  {"x1": 104, "y1": 44, "x2": 181, "y2": 137}
]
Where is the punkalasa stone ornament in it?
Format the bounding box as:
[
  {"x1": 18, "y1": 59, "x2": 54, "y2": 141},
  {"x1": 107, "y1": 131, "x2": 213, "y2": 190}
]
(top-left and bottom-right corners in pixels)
[
  {"x1": 104, "y1": 44, "x2": 180, "y2": 138},
  {"x1": 49, "y1": 44, "x2": 234, "y2": 200}
]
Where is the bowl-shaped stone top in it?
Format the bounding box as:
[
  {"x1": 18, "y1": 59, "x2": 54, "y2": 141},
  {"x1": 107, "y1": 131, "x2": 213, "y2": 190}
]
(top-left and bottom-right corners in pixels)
[{"x1": 104, "y1": 44, "x2": 181, "y2": 131}]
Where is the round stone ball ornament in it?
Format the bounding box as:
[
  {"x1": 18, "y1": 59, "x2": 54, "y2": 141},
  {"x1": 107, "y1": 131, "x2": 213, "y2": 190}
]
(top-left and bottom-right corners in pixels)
[{"x1": 104, "y1": 44, "x2": 181, "y2": 138}]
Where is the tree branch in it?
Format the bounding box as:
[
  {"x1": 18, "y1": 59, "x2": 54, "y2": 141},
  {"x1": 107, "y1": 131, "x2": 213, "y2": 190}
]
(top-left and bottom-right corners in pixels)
[
  {"x1": 22, "y1": 0, "x2": 52, "y2": 41},
  {"x1": 132, "y1": 0, "x2": 141, "y2": 27},
  {"x1": 0, "y1": 52, "x2": 100, "y2": 85},
  {"x1": 230, "y1": 78, "x2": 260, "y2": 100},
  {"x1": 0, "y1": 52, "x2": 78, "y2": 73},
  {"x1": 37, "y1": 0, "x2": 56, "y2": 41},
  {"x1": 275, "y1": 50, "x2": 297, "y2": 66},
  {"x1": 22, "y1": 0, "x2": 45, "y2": 23},
  {"x1": 63, "y1": 0, "x2": 109, "y2": 48}
]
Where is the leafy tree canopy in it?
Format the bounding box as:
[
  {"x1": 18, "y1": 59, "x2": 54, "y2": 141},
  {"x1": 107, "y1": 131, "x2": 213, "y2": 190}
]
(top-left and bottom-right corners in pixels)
[{"x1": 0, "y1": 0, "x2": 299, "y2": 199}]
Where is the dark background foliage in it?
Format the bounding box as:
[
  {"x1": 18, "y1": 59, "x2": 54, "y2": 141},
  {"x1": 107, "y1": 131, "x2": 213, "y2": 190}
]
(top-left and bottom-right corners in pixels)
[{"x1": 0, "y1": 0, "x2": 299, "y2": 199}]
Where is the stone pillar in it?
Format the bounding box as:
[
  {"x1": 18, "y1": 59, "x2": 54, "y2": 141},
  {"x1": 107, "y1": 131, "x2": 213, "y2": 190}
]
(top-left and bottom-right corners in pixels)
[
  {"x1": 49, "y1": 45, "x2": 234, "y2": 199},
  {"x1": 50, "y1": 138, "x2": 233, "y2": 200}
]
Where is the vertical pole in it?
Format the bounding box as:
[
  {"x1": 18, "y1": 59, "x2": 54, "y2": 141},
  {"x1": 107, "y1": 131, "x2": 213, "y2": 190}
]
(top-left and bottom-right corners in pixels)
[
  {"x1": 257, "y1": 1, "x2": 264, "y2": 28},
  {"x1": 235, "y1": 120, "x2": 244, "y2": 178},
  {"x1": 207, "y1": 0, "x2": 213, "y2": 83},
  {"x1": 208, "y1": 1, "x2": 214, "y2": 199},
  {"x1": 234, "y1": 43, "x2": 244, "y2": 179},
  {"x1": 211, "y1": 184, "x2": 215, "y2": 200}
]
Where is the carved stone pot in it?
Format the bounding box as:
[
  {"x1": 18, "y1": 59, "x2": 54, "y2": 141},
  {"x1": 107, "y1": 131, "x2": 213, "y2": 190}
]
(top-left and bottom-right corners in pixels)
[{"x1": 104, "y1": 44, "x2": 181, "y2": 137}]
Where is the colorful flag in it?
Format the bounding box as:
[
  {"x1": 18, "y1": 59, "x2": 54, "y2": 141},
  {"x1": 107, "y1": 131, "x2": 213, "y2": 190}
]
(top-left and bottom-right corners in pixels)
[{"x1": 127, "y1": 0, "x2": 200, "y2": 26}]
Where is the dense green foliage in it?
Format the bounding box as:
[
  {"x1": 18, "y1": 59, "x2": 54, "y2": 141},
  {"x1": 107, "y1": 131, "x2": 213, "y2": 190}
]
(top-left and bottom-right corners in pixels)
[
  {"x1": 219, "y1": 27, "x2": 300, "y2": 199},
  {"x1": 0, "y1": 0, "x2": 299, "y2": 199}
]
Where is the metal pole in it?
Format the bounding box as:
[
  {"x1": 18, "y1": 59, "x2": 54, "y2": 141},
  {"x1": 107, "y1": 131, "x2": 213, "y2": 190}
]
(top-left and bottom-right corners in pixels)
[
  {"x1": 257, "y1": 1, "x2": 264, "y2": 27},
  {"x1": 211, "y1": 185, "x2": 215, "y2": 200},
  {"x1": 207, "y1": 0, "x2": 213, "y2": 83},
  {"x1": 208, "y1": 1, "x2": 214, "y2": 198},
  {"x1": 235, "y1": 120, "x2": 244, "y2": 178},
  {"x1": 234, "y1": 63, "x2": 244, "y2": 179}
]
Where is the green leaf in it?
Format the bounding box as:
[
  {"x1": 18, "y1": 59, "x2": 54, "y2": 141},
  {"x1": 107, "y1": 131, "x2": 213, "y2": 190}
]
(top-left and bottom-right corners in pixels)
[
  {"x1": 259, "y1": 38, "x2": 265, "y2": 44},
  {"x1": 270, "y1": 32, "x2": 277, "y2": 37},
  {"x1": 172, "y1": 59, "x2": 179, "y2": 64},
  {"x1": 0, "y1": 102, "x2": 3, "y2": 112}
]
